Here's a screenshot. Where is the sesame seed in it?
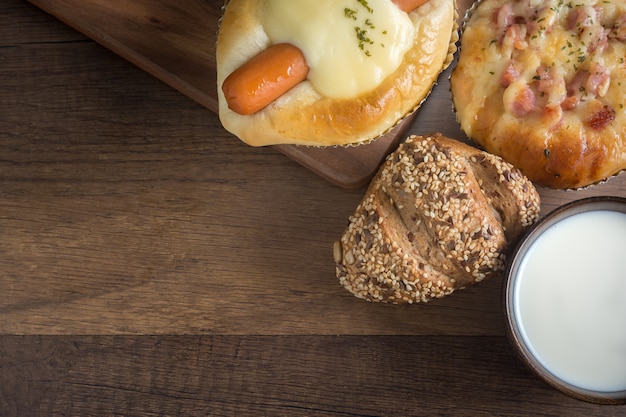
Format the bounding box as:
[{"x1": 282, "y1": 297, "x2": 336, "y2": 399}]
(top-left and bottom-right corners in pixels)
[{"x1": 336, "y1": 134, "x2": 540, "y2": 304}]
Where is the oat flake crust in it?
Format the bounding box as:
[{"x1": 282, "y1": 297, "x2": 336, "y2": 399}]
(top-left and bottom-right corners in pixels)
[{"x1": 334, "y1": 133, "x2": 540, "y2": 303}]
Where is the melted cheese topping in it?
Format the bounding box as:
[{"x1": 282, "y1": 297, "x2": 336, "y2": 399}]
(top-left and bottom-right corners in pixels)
[
  {"x1": 456, "y1": 0, "x2": 626, "y2": 133},
  {"x1": 261, "y1": 0, "x2": 415, "y2": 99},
  {"x1": 450, "y1": 0, "x2": 626, "y2": 188}
]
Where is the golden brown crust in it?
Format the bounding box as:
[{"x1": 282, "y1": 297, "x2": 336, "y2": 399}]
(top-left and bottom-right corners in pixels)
[
  {"x1": 333, "y1": 133, "x2": 540, "y2": 303},
  {"x1": 451, "y1": 0, "x2": 626, "y2": 189},
  {"x1": 216, "y1": 0, "x2": 458, "y2": 147}
]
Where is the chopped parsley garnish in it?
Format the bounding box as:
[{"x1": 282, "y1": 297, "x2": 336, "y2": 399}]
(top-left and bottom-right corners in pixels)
[
  {"x1": 356, "y1": 0, "x2": 373, "y2": 13},
  {"x1": 344, "y1": 8, "x2": 357, "y2": 20},
  {"x1": 344, "y1": 0, "x2": 390, "y2": 57},
  {"x1": 355, "y1": 26, "x2": 374, "y2": 55}
]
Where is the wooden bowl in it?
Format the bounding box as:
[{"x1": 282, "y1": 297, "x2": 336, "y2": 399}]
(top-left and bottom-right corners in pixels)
[{"x1": 503, "y1": 196, "x2": 626, "y2": 405}]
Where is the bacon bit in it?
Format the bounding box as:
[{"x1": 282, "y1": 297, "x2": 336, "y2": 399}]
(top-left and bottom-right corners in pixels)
[
  {"x1": 585, "y1": 105, "x2": 615, "y2": 130},
  {"x1": 567, "y1": 6, "x2": 596, "y2": 32},
  {"x1": 594, "y1": 5, "x2": 605, "y2": 23},
  {"x1": 505, "y1": 23, "x2": 528, "y2": 50},
  {"x1": 565, "y1": 63, "x2": 611, "y2": 103},
  {"x1": 535, "y1": 66, "x2": 554, "y2": 94},
  {"x1": 586, "y1": 62, "x2": 610, "y2": 97},
  {"x1": 500, "y1": 61, "x2": 520, "y2": 87},
  {"x1": 507, "y1": 84, "x2": 537, "y2": 117},
  {"x1": 566, "y1": 7, "x2": 581, "y2": 31},
  {"x1": 581, "y1": 22, "x2": 609, "y2": 55},
  {"x1": 568, "y1": 6, "x2": 610, "y2": 54},
  {"x1": 560, "y1": 96, "x2": 579, "y2": 111},
  {"x1": 567, "y1": 70, "x2": 588, "y2": 97}
]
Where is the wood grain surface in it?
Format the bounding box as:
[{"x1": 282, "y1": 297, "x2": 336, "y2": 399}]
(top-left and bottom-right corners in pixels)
[{"x1": 2, "y1": 1, "x2": 626, "y2": 416}]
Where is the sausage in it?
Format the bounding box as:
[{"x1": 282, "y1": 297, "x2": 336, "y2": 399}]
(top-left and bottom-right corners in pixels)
[
  {"x1": 222, "y1": 43, "x2": 309, "y2": 115},
  {"x1": 222, "y1": 0, "x2": 429, "y2": 115},
  {"x1": 393, "y1": 0, "x2": 429, "y2": 12}
]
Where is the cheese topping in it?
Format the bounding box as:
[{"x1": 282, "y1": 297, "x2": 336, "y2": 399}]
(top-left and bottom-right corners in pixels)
[
  {"x1": 458, "y1": 0, "x2": 626, "y2": 133},
  {"x1": 450, "y1": 0, "x2": 626, "y2": 188},
  {"x1": 261, "y1": 0, "x2": 415, "y2": 99}
]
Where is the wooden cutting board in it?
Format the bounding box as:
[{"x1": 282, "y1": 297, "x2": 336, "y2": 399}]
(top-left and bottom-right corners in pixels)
[{"x1": 27, "y1": 0, "x2": 421, "y2": 189}]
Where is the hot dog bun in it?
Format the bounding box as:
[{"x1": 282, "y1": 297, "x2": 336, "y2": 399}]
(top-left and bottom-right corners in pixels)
[{"x1": 217, "y1": 0, "x2": 458, "y2": 147}]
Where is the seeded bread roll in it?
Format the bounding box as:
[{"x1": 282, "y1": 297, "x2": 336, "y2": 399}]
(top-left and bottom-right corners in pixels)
[
  {"x1": 217, "y1": 0, "x2": 458, "y2": 147},
  {"x1": 333, "y1": 133, "x2": 540, "y2": 303}
]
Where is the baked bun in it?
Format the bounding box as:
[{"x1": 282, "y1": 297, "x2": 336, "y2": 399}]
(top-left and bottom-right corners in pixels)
[
  {"x1": 333, "y1": 133, "x2": 540, "y2": 303},
  {"x1": 216, "y1": 0, "x2": 458, "y2": 147},
  {"x1": 450, "y1": 0, "x2": 626, "y2": 189}
]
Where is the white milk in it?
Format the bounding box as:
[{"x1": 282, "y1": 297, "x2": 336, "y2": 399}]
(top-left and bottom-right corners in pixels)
[{"x1": 514, "y1": 210, "x2": 626, "y2": 393}]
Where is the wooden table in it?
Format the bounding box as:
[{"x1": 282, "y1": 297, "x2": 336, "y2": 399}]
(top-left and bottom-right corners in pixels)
[{"x1": 2, "y1": 1, "x2": 626, "y2": 415}]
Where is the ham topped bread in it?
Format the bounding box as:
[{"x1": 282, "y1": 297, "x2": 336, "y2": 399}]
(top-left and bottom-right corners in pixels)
[
  {"x1": 451, "y1": 0, "x2": 626, "y2": 189},
  {"x1": 217, "y1": 0, "x2": 457, "y2": 147}
]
